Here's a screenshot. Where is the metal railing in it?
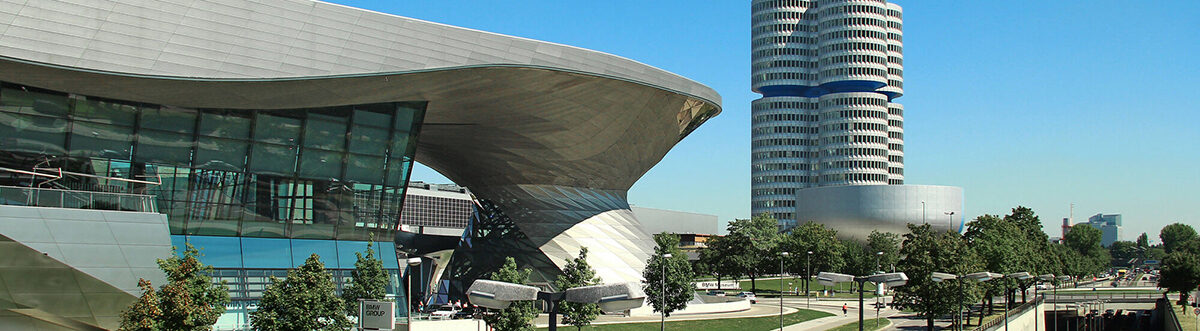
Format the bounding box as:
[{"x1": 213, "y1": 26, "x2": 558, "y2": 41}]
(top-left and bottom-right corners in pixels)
[
  {"x1": 968, "y1": 296, "x2": 1043, "y2": 331},
  {"x1": 0, "y1": 185, "x2": 157, "y2": 213}
]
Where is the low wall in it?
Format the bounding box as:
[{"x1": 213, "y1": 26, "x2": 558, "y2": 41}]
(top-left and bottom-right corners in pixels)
[
  {"x1": 628, "y1": 296, "x2": 752, "y2": 316},
  {"x1": 990, "y1": 301, "x2": 1046, "y2": 331},
  {"x1": 401, "y1": 318, "x2": 488, "y2": 331}
]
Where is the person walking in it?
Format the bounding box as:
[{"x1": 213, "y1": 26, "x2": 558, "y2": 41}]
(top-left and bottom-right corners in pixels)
[{"x1": 842, "y1": 304, "x2": 848, "y2": 316}]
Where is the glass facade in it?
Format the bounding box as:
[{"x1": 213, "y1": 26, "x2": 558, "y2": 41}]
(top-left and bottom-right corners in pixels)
[{"x1": 0, "y1": 82, "x2": 426, "y2": 241}]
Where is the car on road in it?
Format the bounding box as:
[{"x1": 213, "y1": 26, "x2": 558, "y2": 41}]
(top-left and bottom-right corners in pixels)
[
  {"x1": 736, "y1": 292, "x2": 757, "y2": 304},
  {"x1": 430, "y1": 305, "x2": 459, "y2": 320},
  {"x1": 453, "y1": 306, "x2": 478, "y2": 320}
]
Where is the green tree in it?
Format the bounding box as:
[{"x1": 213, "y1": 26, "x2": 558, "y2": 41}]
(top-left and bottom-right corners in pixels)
[
  {"x1": 1160, "y1": 223, "x2": 1198, "y2": 254},
  {"x1": 250, "y1": 254, "x2": 351, "y2": 331},
  {"x1": 722, "y1": 214, "x2": 781, "y2": 290},
  {"x1": 1159, "y1": 238, "x2": 1200, "y2": 306},
  {"x1": 893, "y1": 224, "x2": 983, "y2": 330},
  {"x1": 1136, "y1": 233, "x2": 1150, "y2": 248},
  {"x1": 1108, "y1": 241, "x2": 1138, "y2": 266},
  {"x1": 697, "y1": 235, "x2": 738, "y2": 290},
  {"x1": 341, "y1": 241, "x2": 390, "y2": 318},
  {"x1": 964, "y1": 214, "x2": 1026, "y2": 311},
  {"x1": 839, "y1": 239, "x2": 871, "y2": 277},
  {"x1": 483, "y1": 257, "x2": 539, "y2": 331},
  {"x1": 866, "y1": 230, "x2": 901, "y2": 273},
  {"x1": 118, "y1": 279, "x2": 162, "y2": 331},
  {"x1": 643, "y1": 233, "x2": 695, "y2": 317},
  {"x1": 1064, "y1": 224, "x2": 1109, "y2": 275},
  {"x1": 780, "y1": 221, "x2": 844, "y2": 277},
  {"x1": 555, "y1": 247, "x2": 601, "y2": 330},
  {"x1": 157, "y1": 244, "x2": 229, "y2": 331}
]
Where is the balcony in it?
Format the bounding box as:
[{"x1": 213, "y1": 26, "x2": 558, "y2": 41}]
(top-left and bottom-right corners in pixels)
[{"x1": 0, "y1": 185, "x2": 157, "y2": 213}]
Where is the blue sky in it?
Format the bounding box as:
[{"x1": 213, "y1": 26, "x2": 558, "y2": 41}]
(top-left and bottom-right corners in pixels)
[{"x1": 327, "y1": 0, "x2": 1199, "y2": 240}]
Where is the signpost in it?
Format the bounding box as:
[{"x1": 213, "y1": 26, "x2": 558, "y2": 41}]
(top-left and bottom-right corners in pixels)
[{"x1": 359, "y1": 300, "x2": 396, "y2": 331}]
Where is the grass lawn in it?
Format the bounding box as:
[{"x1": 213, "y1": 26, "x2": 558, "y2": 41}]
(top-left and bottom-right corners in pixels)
[
  {"x1": 1173, "y1": 304, "x2": 1197, "y2": 329},
  {"x1": 826, "y1": 318, "x2": 890, "y2": 331},
  {"x1": 536, "y1": 309, "x2": 833, "y2": 331}
]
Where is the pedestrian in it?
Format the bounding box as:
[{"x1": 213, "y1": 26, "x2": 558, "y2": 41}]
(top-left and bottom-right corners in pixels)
[{"x1": 842, "y1": 304, "x2": 848, "y2": 315}]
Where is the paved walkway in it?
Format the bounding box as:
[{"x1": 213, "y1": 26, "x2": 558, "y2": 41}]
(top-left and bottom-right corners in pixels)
[{"x1": 534, "y1": 301, "x2": 798, "y2": 328}]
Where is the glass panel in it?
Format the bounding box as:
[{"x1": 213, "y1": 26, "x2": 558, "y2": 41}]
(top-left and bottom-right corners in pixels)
[
  {"x1": 386, "y1": 158, "x2": 409, "y2": 187},
  {"x1": 240, "y1": 221, "x2": 287, "y2": 238},
  {"x1": 248, "y1": 143, "x2": 296, "y2": 176},
  {"x1": 335, "y1": 240, "x2": 370, "y2": 269},
  {"x1": 303, "y1": 117, "x2": 346, "y2": 151},
  {"x1": 298, "y1": 149, "x2": 342, "y2": 179},
  {"x1": 292, "y1": 239, "x2": 339, "y2": 269},
  {"x1": 376, "y1": 241, "x2": 400, "y2": 269},
  {"x1": 72, "y1": 98, "x2": 137, "y2": 126},
  {"x1": 344, "y1": 154, "x2": 384, "y2": 184},
  {"x1": 69, "y1": 121, "x2": 134, "y2": 159},
  {"x1": 135, "y1": 129, "x2": 192, "y2": 164},
  {"x1": 253, "y1": 114, "x2": 301, "y2": 145},
  {"x1": 0, "y1": 112, "x2": 68, "y2": 154},
  {"x1": 183, "y1": 235, "x2": 243, "y2": 268},
  {"x1": 348, "y1": 125, "x2": 388, "y2": 155},
  {"x1": 390, "y1": 131, "x2": 410, "y2": 159},
  {"x1": 353, "y1": 108, "x2": 392, "y2": 128},
  {"x1": 240, "y1": 237, "x2": 292, "y2": 269},
  {"x1": 141, "y1": 106, "x2": 197, "y2": 134},
  {"x1": 195, "y1": 136, "x2": 247, "y2": 171},
  {"x1": 0, "y1": 86, "x2": 69, "y2": 117},
  {"x1": 198, "y1": 112, "x2": 250, "y2": 139}
]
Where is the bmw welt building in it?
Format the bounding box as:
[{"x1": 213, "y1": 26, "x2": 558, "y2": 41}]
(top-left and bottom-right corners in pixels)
[{"x1": 0, "y1": 0, "x2": 720, "y2": 329}]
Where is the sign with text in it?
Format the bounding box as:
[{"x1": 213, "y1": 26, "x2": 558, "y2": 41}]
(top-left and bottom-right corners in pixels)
[
  {"x1": 694, "y1": 280, "x2": 739, "y2": 290},
  {"x1": 359, "y1": 300, "x2": 395, "y2": 330}
]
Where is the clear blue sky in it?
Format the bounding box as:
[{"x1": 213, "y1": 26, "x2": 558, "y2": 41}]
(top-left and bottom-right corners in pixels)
[{"x1": 328, "y1": 0, "x2": 1199, "y2": 241}]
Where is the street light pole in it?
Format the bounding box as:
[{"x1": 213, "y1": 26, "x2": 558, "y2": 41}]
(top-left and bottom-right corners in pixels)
[
  {"x1": 945, "y1": 211, "x2": 956, "y2": 232},
  {"x1": 661, "y1": 253, "x2": 672, "y2": 331},
  {"x1": 922, "y1": 201, "x2": 926, "y2": 224},
  {"x1": 780, "y1": 252, "x2": 789, "y2": 331},
  {"x1": 806, "y1": 251, "x2": 812, "y2": 309},
  {"x1": 405, "y1": 257, "x2": 422, "y2": 328}
]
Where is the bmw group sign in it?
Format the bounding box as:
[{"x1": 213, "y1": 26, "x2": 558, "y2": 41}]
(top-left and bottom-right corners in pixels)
[{"x1": 359, "y1": 300, "x2": 396, "y2": 331}]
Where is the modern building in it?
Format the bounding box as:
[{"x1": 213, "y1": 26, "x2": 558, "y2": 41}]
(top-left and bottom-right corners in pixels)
[
  {"x1": 400, "y1": 182, "x2": 473, "y2": 235},
  {"x1": 1085, "y1": 213, "x2": 1123, "y2": 247},
  {"x1": 0, "y1": 0, "x2": 720, "y2": 329},
  {"x1": 631, "y1": 206, "x2": 720, "y2": 236},
  {"x1": 750, "y1": 0, "x2": 963, "y2": 235}
]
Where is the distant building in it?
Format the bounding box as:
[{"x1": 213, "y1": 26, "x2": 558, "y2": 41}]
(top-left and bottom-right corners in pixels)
[
  {"x1": 400, "y1": 182, "x2": 474, "y2": 235},
  {"x1": 1085, "y1": 213, "x2": 1123, "y2": 247}
]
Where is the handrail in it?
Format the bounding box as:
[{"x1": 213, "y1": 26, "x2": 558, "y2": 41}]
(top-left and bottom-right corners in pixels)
[
  {"x1": 968, "y1": 296, "x2": 1043, "y2": 331},
  {"x1": 0, "y1": 185, "x2": 157, "y2": 213}
]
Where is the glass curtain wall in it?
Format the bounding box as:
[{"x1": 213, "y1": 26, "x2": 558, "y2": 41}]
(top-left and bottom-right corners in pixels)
[{"x1": 0, "y1": 82, "x2": 425, "y2": 241}]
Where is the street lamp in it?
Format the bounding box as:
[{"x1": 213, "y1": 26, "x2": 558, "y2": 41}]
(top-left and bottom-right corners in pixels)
[
  {"x1": 806, "y1": 251, "x2": 813, "y2": 309},
  {"x1": 661, "y1": 253, "x2": 672, "y2": 331},
  {"x1": 818, "y1": 271, "x2": 908, "y2": 331},
  {"x1": 932, "y1": 271, "x2": 1002, "y2": 331},
  {"x1": 467, "y1": 280, "x2": 646, "y2": 331},
  {"x1": 1053, "y1": 275, "x2": 1069, "y2": 331},
  {"x1": 922, "y1": 201, "x2": 926, "y2": 224},
  {"x1": 945, "y1": 211, "x2": 956, "y2": 232},
  {"x1": 405, "y1": 257, "x2": 422, "y2": 327},
  {"x1": 780, "y1": 251, "x2": 789, "y2": 331},
  {"x1": 1003, "y1": 272, "x2": 1033, "y2": 331},
  {"x1": 1035, "y1": 274, "x2": 1055, "y2": 331}
]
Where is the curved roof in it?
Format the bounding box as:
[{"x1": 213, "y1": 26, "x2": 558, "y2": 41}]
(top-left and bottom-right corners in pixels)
[{"x1": 0, "y1": 0, "x2": 722, "y2": 193}]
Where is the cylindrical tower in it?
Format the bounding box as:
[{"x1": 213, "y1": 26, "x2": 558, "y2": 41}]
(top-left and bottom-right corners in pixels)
[{"x1": 751, "y1": 0, "x2": 904, "y2": 228}]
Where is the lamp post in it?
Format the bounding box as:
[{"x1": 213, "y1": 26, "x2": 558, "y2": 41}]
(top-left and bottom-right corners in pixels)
[
  {"x1": 806, "y1": 251, "x2": 813, "y2": 309},
  {"x1": 818, "y1": 271, "x2": 908, "y2": 331},
  {"x1": 922, "y1": 201, "x2": 926, "y2": 224},
  {"x1": 405, "y1": 257, "x2": 422, "y2": 327},
  {"x1": 1053, "y1": 275, "x2": 1069, "y2": 331},
  {"x1": 1035, "y1": 274, "x2": 1055, "y2": 331},
  {"x1": 933, "y1": 271, "x2": 1002, "y2": 331},
  {"x1": 662, "y1": 253, "x2": 672, "y2": 331},
  {"x1": 945, "y1": 211, "x2": 956, "y2": 232},
  {"x1": 780, "y1": 251, "x2": 789, "y2": 331},
  {"x1": 1003, "y1": 272, "x2": 1033, "y2": 331}
]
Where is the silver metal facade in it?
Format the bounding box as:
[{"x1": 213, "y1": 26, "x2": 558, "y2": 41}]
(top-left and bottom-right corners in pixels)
[
  {"x1": 751, "y1": 0, "x2": 905, "y2": 228},
  {"x1": 0, "y1": 205, "x2": 172, "y2": 330},
  {"x1": 793, "y1": 185, "x2": 962, "y2": 239},
  {"x1": 0, "y1": 0, "x2": 719, "y2": 304}
]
